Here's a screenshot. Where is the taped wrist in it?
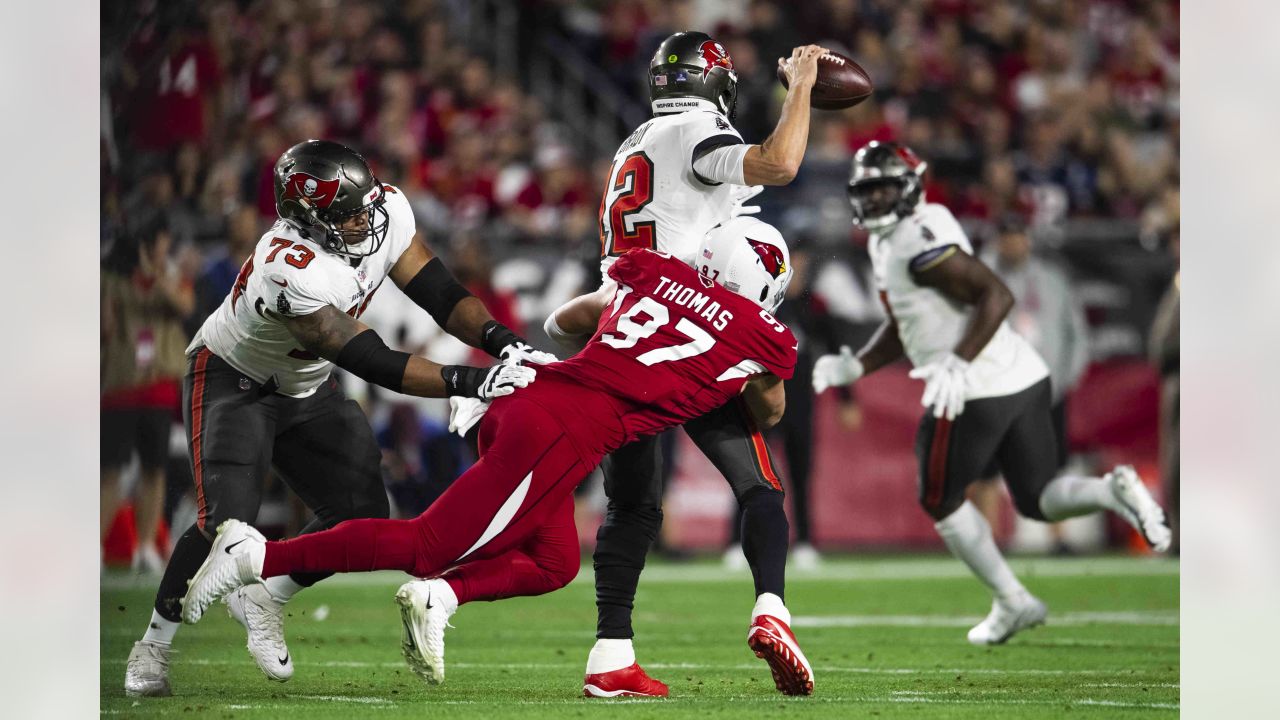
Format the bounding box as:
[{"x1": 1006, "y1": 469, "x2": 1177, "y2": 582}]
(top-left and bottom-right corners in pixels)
[
  {"x1": 403, "y1": 257, "x2": 473, "y2": 329},
  {"x1": 480, "y1": 320, "x2": 521, "y2": 358},
  {"x1": 334, "y1": 330, "x2": 411, "y2": 393},
  {"x1": 441, "y1": 365, "x2": 487, "y2": 398}
]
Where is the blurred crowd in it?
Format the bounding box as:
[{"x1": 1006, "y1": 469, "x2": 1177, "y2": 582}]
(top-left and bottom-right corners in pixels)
[{"x1": 99, "y1": 0, "x2": 1179, "y2": 563}]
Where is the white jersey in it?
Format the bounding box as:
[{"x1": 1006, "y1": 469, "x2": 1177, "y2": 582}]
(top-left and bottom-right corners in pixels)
[
  {"x1": 869, "y1": 203, "x2": 1049, "y2": 401},
  {"x1": 598, "y1": 105, "x2": 743, "y2": 271},
  {"x1": 190, "y1": 185, "x2": 417, "y2": 397}
]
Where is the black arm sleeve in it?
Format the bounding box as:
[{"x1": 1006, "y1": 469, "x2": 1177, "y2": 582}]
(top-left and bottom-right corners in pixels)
[
  {"x1": 402, "y1": 257, "x2": 474, "y2": 329},
  {"x1": 334, "y1": 329, "x2": 412, "y2": 393},
  {"x1": 440, "y1": 365, "x2": 487, "y2": 398}
]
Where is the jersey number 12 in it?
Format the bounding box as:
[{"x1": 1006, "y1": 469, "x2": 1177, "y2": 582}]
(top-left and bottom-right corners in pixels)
[{"x1": 598, "y1": 151, "x2": 655, "y2": 257}]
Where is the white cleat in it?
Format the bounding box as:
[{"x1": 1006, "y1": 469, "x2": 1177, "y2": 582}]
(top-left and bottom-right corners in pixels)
[
  {"x1": 722, "y1": 543, "x2": 749, "y2": 571},
  {"x1": 132, "y1": 543, "x2": 166, "y2": 575},
  {"x1": 967, "y1": 592, "x2": 1047, "y2": 645},
  {"x1": 790, "y1": 542, "x2": 822, "y2": 571},
  {"x1": 1107, "y1": 465, "x2": 1172, "y2": 552},
  {"x1": 226, "y1": 584, "x2": 293, "y2": 682},
  {"x1": 395, "y1": 579, "x2": 455, "y2": 685},
  {"x1": 124, "y1": 640, "x2": 173, "y2": 697},
  {"x1": 182, "y1": 519, "x2": 266, "y2": 624}
]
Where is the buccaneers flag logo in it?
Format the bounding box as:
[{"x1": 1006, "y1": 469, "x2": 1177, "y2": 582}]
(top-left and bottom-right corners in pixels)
[
  {"x1": 281, "y1": 173, "x2": 340, "y2": 208},
  {"x1": 698, "y1": 40, "x2": 734, "y2": 79},
  {"x1": 747, "y1": 239, "x2": 787, "y2": 279}
]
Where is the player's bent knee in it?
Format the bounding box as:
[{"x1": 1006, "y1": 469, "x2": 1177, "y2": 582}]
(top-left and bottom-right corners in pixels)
[
  {"x1": 921, "y1": 496, "x2": 963, "y2": 522},
  {"x1": 1011, "y1": 489, "x2": 1049, "y2": 522}
]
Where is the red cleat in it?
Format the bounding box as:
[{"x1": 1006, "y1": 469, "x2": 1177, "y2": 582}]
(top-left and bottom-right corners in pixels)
[
  {"x1": 748, "y1": 614, "x2": 814, "y2": 696},
  {"x1": 583, "y1": 663, "x2": 670, "y2": 698}
]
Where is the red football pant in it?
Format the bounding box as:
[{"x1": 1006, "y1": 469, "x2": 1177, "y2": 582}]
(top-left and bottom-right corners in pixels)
[{"x1": 261, "y1": 396, "x2": 595, "y2": 595}]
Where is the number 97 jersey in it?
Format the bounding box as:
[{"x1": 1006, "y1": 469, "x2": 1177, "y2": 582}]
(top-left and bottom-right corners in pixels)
[
  {"x1": 541, "y1": 249, "x2": 797, "y2": 443},
  {"x1": 597, "y1": 110, "x2": 743, "y2": 271}
]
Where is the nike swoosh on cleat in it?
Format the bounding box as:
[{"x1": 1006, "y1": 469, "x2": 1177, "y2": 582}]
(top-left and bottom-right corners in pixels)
[
  {"x1": 225, "y1": 539, "x2": 247, "y2": 554},
  {"x1": 272, "y1": 278, "x2": 289, "y2": 287},
  {"x1": 278, "y1": 654, "x2": 289, "y2": 665}
]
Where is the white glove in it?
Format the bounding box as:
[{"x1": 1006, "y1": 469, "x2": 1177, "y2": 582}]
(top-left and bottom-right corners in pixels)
[
  {"x1": 478, "y1": 363, "x2": 536, "y2": 400},
  {"x1": 448, "y1": 396, "x2": 489, "y2": 437},
  {"x1": 500, "y1": 341, "x2": 558, "y2": 367},
  {"x1": 812, "y1": 346, "x2": 864, "y2": 394},
  {"x1": 729, "y1": 184, "x2": 764, "y2": 216},
  {"x1": 908, "y1": 353, "x2": 971, "y2": 420}
]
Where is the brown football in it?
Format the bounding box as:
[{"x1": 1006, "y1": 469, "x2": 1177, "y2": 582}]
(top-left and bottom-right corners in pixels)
[{"x1": 777, "y1": 51, "x2": 874, "y2": 110}]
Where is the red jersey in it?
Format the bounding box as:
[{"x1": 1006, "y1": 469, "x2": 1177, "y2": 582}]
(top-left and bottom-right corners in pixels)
[{"x1": 529, "y1": 249, "x2": 797, "y2": 455}]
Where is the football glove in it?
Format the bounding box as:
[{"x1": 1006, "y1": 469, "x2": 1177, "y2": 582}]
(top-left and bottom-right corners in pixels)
[
  {"x1": 500, "y1": 341, "x2": 558, "y2": 367},
  {"x1": 812, "y1": 346, "x2": 864, "y2": 394},
  {"x1": 908, "y1": 353, "x2": 971, "y2": 420},
  {"x1": 729, "y1": 184, "x2": 764, "y2": 217},
  {"x1": 443, "y1": 363, "x2": 536, "y2": 401},
  {"x1": 448, "y1": 396, "x2": 489, "y2": 437}
]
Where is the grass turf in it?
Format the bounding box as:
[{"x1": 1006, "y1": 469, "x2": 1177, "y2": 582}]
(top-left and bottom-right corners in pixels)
[{"x1": 101, "y1": 555, "x2": 1178, "y2": 718}]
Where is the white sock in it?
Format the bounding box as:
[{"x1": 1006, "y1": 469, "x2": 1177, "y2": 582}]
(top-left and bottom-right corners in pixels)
[
  {"x1": 751, "y1": 592, "x2": 791, "y2": 625},
  {"x1": 263, "y1": 575, "x2": 306, "y2": 603},
  {"x1": 586, "y1": 638, "x2": 635, "y2": 674},
  {"x1": 426, "y1": 578, "x2": 459, "y2": 615},
  {"x1": 141, "y1": 610, "x2": 180, "y2": 645},
  {"x1": 934, "y1": 501, "x2": 1026, "y2": 599},
  {"x1": 1039, "y1": 475, "x2": 1120, "y2": 521}
]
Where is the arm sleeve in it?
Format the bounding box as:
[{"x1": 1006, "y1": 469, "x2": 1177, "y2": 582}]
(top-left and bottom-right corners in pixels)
[{"x1": 692, "y1": 143, "x2": 750, "y2": 186}]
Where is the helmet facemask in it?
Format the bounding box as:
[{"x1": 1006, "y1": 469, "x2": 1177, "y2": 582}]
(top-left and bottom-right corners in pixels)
[{"x1": 319, "y1": 197, "x2": 390, "y2": 259}]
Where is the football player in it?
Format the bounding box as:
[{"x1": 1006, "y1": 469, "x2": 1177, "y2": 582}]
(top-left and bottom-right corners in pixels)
[
  {"x1": 123, "y1": 140, "x2": 549, "y2": 697},
  {"x1": 538, "y1": 32, "x2": 827, "y2": 697},
  {"x1": 812, "y1": 142, "x2": 1172, "y2": 644},
  {"x1": 179, "y1": 221, "x2": 814, "y2": 694}
]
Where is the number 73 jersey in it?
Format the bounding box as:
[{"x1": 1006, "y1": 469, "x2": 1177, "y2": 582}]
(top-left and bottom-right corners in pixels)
[
  {"x1": 597, "y1": 110, "x2": 743, "y2": 271},
  {"x1": 540, "y1": 249, "x2": 797, "y2": 442}
]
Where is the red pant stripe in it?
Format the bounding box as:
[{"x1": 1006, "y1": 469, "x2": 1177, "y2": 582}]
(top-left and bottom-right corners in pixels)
[
  {"x1": 738, "y1": 397, "x2": 783, "y2": 492},
  {"x1": 190, "y1": 349, "x2": 211, "y2": 530},
  {"x1": 925, "y1": 418, "x2": 953, "y2": 510}
]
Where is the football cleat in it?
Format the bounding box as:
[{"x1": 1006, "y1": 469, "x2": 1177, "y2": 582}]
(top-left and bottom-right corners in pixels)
[
  {"x1": 790, "y1": 542, "x2": 822, "y2": 571},
  {"x1": 132, "y1": 543, "x2": 165, "y2": 575},
  {"x1": 1107, "y1": 465, "x2": 1172, "y2": 552},
  {"x1": 395, "y1": 580, "x2": 454, "y2": 685},
  {"x1": 583, "y1": 663, "x2": 670, "y2": 698},
  {"x1": 967, "y1": 591, "x2": 1047, "y2": 645},
  {"x1": 748, "y1": 614, "x2": 814, "y2": 696},
  {"x1": 722, "y1": 543, "x2": 749, "y2": 571},
  {"x1": 226, "y1": 584, "x2": 293, "y2": 682},
  {"x1": 182, "y1": 519, "x2": 265, "y2": 624},
  {"x1": 124, "y1": 640, "x2": 173, "y2": 697}
]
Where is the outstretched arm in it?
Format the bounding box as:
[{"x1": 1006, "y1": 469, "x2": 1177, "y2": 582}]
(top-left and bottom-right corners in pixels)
[
  {"x1": 390, "y1": 233, "x2": 554, "y2": 363},
  {"x1": 285, "y1": 305, "x2": 532, "y2": 399},
  {"x1": 543, "y1": 280, "x2": 617, "y2": 350},
  {"x1": 740, "y1": 45, "x2": 827, "y2": 186}
]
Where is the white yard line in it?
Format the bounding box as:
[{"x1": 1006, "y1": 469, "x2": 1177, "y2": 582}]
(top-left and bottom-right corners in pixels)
[{"x1": 792, "y1": 610, "x2": 1178, "y2": 628}]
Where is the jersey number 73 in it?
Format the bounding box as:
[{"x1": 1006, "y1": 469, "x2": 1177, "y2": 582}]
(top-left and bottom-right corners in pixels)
[{"x1": 598, "y1": 151, "x2": 655, "y2": 258}]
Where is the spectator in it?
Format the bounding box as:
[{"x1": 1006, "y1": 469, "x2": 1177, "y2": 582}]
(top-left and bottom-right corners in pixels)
[{"x1": 101, "y1": 223, "x2": 195, "y2": 571}]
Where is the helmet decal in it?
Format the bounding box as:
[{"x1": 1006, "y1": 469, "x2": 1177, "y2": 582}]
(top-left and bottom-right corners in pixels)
[
  {"x1": 747, "y1": 238, "x2": 787, "y2": 279},
  {"x1": 282, "y1": 173, "x2": 340, "y2": 208},
  {"x1": 698, "y1": 40, "x2": 734, "y2": 79},
  {"x1": 894, "y1": 144, "x2": 924, "y2": 172}
]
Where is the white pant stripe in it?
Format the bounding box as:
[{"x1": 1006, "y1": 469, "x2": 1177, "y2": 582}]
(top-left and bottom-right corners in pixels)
[{"x1": 456, "y1": 471, "x2": 533, "y2": 561}]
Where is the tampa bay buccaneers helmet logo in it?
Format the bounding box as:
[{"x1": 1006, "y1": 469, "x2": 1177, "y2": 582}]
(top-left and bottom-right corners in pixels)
[
  {"x1": 698, "y1": 40, "x2": 734, "y2": 79},
  {"x1": 747, "y1": 238, "x2": 786, "y2": 279},
  {"x1": 281, "y1": 173, "x2": 341, "y2": 208}
]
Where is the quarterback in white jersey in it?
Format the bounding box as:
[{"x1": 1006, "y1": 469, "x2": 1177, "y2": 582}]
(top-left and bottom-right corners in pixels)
[
  {"x1": 125, "y1": 140, "x2": 548, "y2": 699},
  {"x1": 536, "y1": 33, "x2": 832, "y2": 697},
  {"x1": 813, "y1": 142, "x2": 1171, "y2": 646}
]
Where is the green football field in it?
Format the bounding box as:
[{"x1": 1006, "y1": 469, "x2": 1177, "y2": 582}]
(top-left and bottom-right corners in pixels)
[{"x1": 101, "y1": 555, "x2": 1178, "y2": 718}]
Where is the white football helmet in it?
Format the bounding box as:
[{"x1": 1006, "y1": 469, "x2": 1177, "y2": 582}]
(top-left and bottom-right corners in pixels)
[{"x1": 695, "y1": 216, "x2": 792, "y2": 312}]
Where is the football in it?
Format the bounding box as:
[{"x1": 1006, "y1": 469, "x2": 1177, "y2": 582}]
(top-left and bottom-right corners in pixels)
[{"x1": 777, "y1": 51, "x2": 874, "y2": 110}]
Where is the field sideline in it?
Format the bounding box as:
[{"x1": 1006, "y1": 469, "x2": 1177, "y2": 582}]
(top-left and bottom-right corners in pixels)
[{"x1": 101, "y1": 555, "x2": 1179, "y2": 718}]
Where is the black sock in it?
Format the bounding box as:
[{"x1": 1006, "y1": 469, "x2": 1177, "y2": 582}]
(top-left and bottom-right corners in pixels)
[
  {"x1": 593, "y1": 501, "x2": 663, "y2": 639},
  {"x1": 740, "y1": 489, "x2": 788, "y2": 600},
  {"x1": 153, "y1": 524, "x2": 213, "y2": 622}
]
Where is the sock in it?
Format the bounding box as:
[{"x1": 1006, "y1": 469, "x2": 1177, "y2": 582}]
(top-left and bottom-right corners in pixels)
[
  {"x1": 751, "y1": 591, "x2": 791, "y2": 625},
  {"x1": 593, "y1": 502, "x2": 662, "y2": 640},
  {"x1": 261, "y1": 518, "x2": 421, "y2": 578},
  {"x1": 141, "y1": 610, "x2": 180, "y2": 645},
  {"x1": 1039, "y1": 475, "x2": 1121, "y2": 521},
  {"x1": 934, "y1": 501, "x2": 1026, "y2": 599},
  {"x1": 740, "y1": 490, "x2": 788, "y2": 600},
  {"x1": 586, "y1": 638, "x2": 635, "y2": 675},
  {"x1": 152, "y1": 523, "x2": 214, "y2": 622},
  {"x1": 263, "y1": 575, "x2": 306, "y2": 603},
  {"x1": 429, "y1": 578, "x2": 460, "y2": 615}
]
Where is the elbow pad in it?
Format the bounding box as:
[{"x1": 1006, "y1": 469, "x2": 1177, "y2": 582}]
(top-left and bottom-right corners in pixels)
[
  {"x1": 402, "y1": 257, "x2": 474, "y2": 329},
  {"x1": 334, "y1": 329, "x2": 411, "y2": 392}
]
